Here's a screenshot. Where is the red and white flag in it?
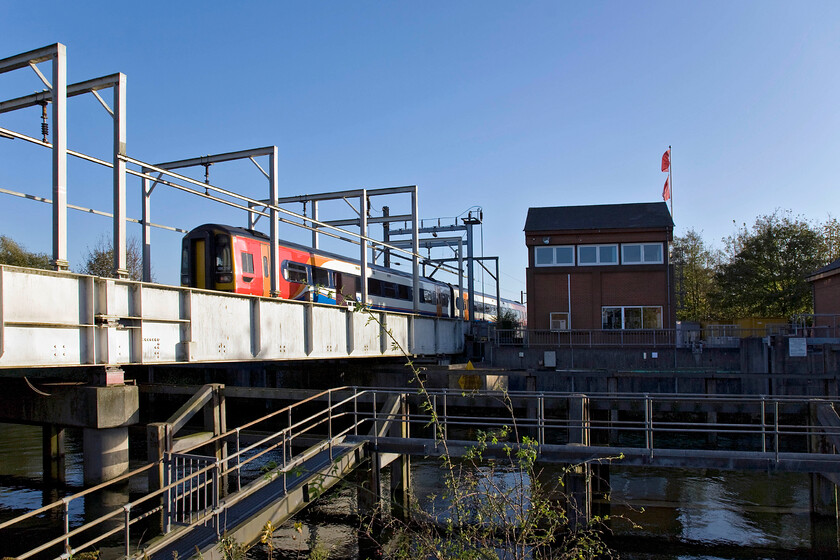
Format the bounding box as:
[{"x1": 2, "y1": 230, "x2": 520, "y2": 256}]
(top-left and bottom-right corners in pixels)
[
  {"x1": 661, "y1": 149, "x2": 671, "y2": 173},
  {"x1": 662, "y1": 176, "x2": 671, "y2": 201}
]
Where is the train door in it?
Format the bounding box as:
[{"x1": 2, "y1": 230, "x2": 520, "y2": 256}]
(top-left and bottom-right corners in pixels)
[
  {"x1": 195, "y1": 240, "x2": 206, "y2": 288},
  {"x1": 260, "y1": 242, "x2": 270, "y2": 296},
  {"x1": 435, "y1": 285, "x2": 443, "y2": 317}
]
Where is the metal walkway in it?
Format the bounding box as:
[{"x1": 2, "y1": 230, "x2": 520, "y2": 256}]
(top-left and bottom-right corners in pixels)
[
  {"x1": 2, "y1": 387, "x2": 840, "y2": 560},
  {"x1": 0, "y1": 265, "x2": 463, "y2": 369}
]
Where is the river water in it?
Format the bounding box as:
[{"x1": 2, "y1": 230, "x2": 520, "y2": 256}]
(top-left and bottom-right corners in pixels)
[{"x1": 0, "y1": 423, "x2": 834, "y2": 560}]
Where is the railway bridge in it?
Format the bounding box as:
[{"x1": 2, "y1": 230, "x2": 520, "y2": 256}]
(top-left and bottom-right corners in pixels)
[
  {"x1": 1, "y1": 385, "x2": 840, "y2": 560},
  {"x1": 0, "y1": 264, "x2": 463, "y2": 483}
]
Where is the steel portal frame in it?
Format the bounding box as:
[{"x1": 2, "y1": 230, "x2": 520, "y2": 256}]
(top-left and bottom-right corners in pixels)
[{"x1": 0, "y1": 43, "x2": 436, "y2": 309}]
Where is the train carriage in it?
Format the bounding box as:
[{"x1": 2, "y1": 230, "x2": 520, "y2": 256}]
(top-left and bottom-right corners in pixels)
[{"x1": 181, "y1": 224, "x2": 457, "y2": 318}]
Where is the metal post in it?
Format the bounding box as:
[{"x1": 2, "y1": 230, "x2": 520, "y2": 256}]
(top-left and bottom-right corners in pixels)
[
  {"x1": 63, "y1": 497, "x2": 70, "y2": 553},
  {"x1": 373, "y1": 392, "x2": 378, "y2": 445},
  {"x1": 360, "y1": 190, "x2": 368, "y2": 305},
  {"x1": 761, "y1": 397, "x2": 766, "y2": 453},
  {"x1": 235, "y1": 427, "x2": 241, "y2": 492},
  {"x1": 774, "y1": 400, "x2": 780, "y2": 462},
  {"x1": 269, "y1": 147, "x2": 280, "y2": 296},
  {"x1": 495, "y1": 257, "x2": 501, "y2": 322},
  {"x1": 645, "y1": 394, "x2": 653, "y2": 458},
  {"x1": 382, "y1": 206, "x2": 390, "y2": 267},
  {"x1": 465, "y1": 216, "x2": 475, "y2": 324},
  {"x1": 123, "y1": 505, "x2": 131, "y2": 557},
  {"x1": 112, "y1": 73, "x2": 128, "y2": 278},
  {"x1": 52, "y1": 44, "x2": 68, "y2": 271},
  {"x1": 311, "y1": 200, "x2": 319, "y2": 249},
  {"x1": 288, "y1": 407, "x2": 292, "y2": 460},
  {"x1": 248, "y1": 202, "x2": 258, "y2": 230},
  {"x1": 457, "y1": 240, "x2": 464, "y2": 319},
  {"x1": 282, "y1": 428, "x2": 287, "y2": 492},
  {"x1": 141, "y1": 171, "x2": 153, "y2": 282},
  {"x1": 328, "y1": 390, "x2": 333, "y2": 461},
  {"x1": 411, "y1": 187, "x2": 420, "y2": 313},
  {"x1": 443, "y1": 389, "x2": 448, "y2": 441},
  {"x1": 165, "y1": 453, "x2": 172, "y2": 533},
  {"x1": 353, "y1": 387, "x2": 359, "y2": 435}
]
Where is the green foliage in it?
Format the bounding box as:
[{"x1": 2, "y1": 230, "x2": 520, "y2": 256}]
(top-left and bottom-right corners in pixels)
[
  {"x1": 78, "y1": 236, "x2": 145, "y2": 281},
  {"x1": 493, "y1": 308, "x2": 521, "y2": 330},
  {"x1": 673, "y1": 228, "x2": 720, "y2": 322},
  {"x1": 0, "y1": 235, "x2": 51, "y2": 269},
  {"x1": 713, "y1": 210, "x2": 825, "y2": 318},
  {"x1": 216, "y1": 533, "x2": 246, "y2": 560}
]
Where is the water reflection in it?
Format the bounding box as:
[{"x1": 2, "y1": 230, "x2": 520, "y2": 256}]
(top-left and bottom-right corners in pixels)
[
  {"x1": 0, "y1": 423, "x2": 828, "y2": 560},
  {"x1": 248, "y1": 460, "x2": 825, "y2": 560}
]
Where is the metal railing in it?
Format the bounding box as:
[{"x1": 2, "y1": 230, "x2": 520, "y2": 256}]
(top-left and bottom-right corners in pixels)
[
  {"x1": 493, "y1": 324, "x2": 840, "y2": 349},
  {"x1": 0, "y1": 386, "x2": 372, "y2": 560},
  {"x1": 494, "y1": 328, "x2": 678, "y2": 348},
  {"x1": 2, "y1": 387, "x2": 840, "y2": 559}
]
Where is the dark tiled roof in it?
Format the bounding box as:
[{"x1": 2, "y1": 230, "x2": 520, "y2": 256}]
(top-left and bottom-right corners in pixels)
[
  {"x1": 807, "y1": 258, "x2": 840, "y2": 281},
  {"x1": 524, "y1": 202, "x2": 674, "y2": 232}
]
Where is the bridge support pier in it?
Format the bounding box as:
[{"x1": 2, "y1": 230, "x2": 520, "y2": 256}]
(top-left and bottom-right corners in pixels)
[
  {"x1": 591, "y1": 462, "x2": 611, "y2": 520},
  {"x1": 563, "y1": 464, "x2": 591, "y2": 532},
  {"x1": 42, "y1": 425, "x2": 66, "y2": 485},
  {"x1": 389, "y1": 395, "x2": 411, "y2": 519},
  {"x1": 358, "y1": 447, "x2": 383, "y2": 517},
  {"x1": 705, "y1": 379, "x2": 719, "y2": 445},
  {"x1": 83, "y1": 426, "x2": 129, "y2": 485}
]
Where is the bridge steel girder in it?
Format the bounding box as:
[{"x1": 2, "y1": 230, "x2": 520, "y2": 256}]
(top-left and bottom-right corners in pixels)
[{"x1": 0, "y1": 266, "x2": 464, "y2": 369}]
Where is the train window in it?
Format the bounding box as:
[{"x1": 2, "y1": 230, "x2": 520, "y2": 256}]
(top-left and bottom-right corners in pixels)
[
  {"x1": 382, "y1": 282, "x2": 397, "y2": 298},
  {"x1": 263, "y1": 256, "x2": 269, "y2": 277},
  {"x1": 180, "y1": 244, "x2": 189, "y2": 275},
  {"x1": 398, "y1": 284, "x2": 411, "y2": 301},
  {"x1": 422, "y1": 289, "x2": 433, "y2": 304},
  {"x1": 441, "y1": 293, "x2": 450, "y2": 306},
  {"x1": 312, "y1": 267, "x2": 333, "y2": 287},
  {"x1": 214, "y1": 234, "x2": 232, "y2": 272},
  {"x1": 284, "y1": 261, "x2": 308, "y2": 283},
  {"x1": 368, "y1": 278, "x2": 382, "y2": 296},
  {"x1": 241, "y1": 252, "x2": 255, "y2": 274}
]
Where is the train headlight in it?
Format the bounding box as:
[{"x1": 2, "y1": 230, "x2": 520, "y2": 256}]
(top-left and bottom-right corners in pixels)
[{"x1": 216, "y1": 273, "x2": 233, "y2": 283}]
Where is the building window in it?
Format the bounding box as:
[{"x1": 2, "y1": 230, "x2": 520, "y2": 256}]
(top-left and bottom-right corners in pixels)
[
  {"x1": 578, "y1": 244, "x2": 618, "y2": 266},
  {"x1": 535, "y1": 245, "x2": 575, "y2": 267},
  {"x1": 622, "y1": 243, "x2": 663, "y2": 264},
  {"x1": 602, "y1": 306, "x2": 663, "y2": 329},
  {"x1": 549, "y1": 312, "x2": 569, "y2": 331}
]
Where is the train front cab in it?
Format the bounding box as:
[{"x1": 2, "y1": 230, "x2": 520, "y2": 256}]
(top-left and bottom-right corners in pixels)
[{"x1": 181, "y1": 225, "x2": 270, "y2": 295}]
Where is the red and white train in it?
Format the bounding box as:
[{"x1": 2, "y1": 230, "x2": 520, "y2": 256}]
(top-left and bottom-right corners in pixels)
[{"x1": 180, "y1": 223, "x2": 525, "y2": 323}]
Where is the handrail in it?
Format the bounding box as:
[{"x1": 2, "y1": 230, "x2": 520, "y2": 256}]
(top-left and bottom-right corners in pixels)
[{"x1": 3, "y1": 387, "x2": 840, "y2": 560}]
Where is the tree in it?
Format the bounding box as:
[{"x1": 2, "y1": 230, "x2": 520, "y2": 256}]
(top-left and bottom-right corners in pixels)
[
  {"x1": 712, "y1": 210, "x2": 824, "y2": 319},
  {"x1": 0, "y1": 236, "x2": 51, "y2": 269},
  {"x1": 672, "y1": 229, "x2": 719, "y2": 322},
  {"x1": 819, "y1": 215, "x2": 840, "y2": 264},
  {"x1": 79, "y1": 236, "x2": 145, "y2": 281}
]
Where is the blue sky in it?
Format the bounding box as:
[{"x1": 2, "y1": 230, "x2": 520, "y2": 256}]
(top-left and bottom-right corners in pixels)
[{"x1": 2, "y1": 2, "x2": 839, "y2": 300}]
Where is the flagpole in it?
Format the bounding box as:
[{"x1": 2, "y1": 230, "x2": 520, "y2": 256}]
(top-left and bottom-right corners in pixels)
[{"x1": 668, "y1": 145, "x2": 673, "y2": 221}]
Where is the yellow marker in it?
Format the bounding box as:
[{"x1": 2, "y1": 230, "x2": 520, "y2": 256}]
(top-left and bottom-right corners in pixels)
[{"x1": 465, "y1": 361, "x2": 475, "y2": 370}]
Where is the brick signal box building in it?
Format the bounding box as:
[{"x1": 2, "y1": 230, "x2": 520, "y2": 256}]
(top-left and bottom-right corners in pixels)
[{"x1": 524, "y1": 202, "x2": 675, "y2": 332}]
